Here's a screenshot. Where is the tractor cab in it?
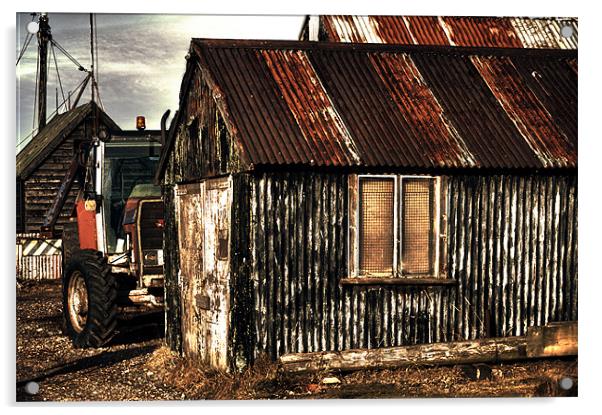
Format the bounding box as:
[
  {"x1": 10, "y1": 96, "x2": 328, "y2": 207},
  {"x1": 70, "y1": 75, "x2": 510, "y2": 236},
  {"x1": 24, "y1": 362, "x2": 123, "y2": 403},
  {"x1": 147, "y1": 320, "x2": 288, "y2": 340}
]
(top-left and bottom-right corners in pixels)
[{"x1": 61, "y1": 127, "x2": 166, "y2": 348}]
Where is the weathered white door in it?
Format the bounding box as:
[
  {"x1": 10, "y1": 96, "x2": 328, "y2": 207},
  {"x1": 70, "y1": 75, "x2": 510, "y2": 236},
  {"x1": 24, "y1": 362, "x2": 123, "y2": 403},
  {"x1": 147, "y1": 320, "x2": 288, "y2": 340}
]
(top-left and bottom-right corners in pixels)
[{"x1": 175, "y1": 177, "x2": 232, "y2": 369}]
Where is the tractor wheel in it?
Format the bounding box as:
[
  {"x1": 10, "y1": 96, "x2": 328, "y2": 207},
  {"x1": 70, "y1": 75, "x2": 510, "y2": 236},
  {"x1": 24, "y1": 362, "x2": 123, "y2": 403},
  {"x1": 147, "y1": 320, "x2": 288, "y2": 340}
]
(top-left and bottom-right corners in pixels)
[{"x1": 62, "y1": 249, "x2": 118, "y2": 348}]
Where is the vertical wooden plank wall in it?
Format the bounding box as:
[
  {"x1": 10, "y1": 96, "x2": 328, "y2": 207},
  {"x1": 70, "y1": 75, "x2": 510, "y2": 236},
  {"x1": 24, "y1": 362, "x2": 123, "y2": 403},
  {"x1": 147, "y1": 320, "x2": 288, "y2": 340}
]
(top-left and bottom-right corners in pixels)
[
  {"x1": 22, "y1": 123, "x2": 88, "y2": 233},
  {"x1": 236, "y1": 172, "x2": 577, "y2": 362},
  {"x1": 163, "y1": 184, "x2": 182, "y2": 353}
]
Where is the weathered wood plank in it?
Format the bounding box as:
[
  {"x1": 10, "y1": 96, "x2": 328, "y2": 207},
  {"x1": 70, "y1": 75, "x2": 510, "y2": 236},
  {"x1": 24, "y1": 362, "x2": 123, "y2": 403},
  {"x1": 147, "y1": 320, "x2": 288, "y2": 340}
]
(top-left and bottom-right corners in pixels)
[
  {"x1": 526, "y1": 321, "x2": 577, "y2": 357},
  {"x1": 279, "y1": 321, "x2": 577, "y2": 374},
  {"x1": 340, "y1": 277, "x2": 458, "y2": 286}
]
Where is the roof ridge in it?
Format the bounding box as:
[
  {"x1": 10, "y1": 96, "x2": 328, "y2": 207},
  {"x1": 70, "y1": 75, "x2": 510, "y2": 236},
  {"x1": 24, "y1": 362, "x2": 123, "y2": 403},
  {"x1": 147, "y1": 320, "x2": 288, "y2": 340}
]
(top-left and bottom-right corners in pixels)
[{"x1": 191, "y1": 38, "x2": 577, "y2": 58}]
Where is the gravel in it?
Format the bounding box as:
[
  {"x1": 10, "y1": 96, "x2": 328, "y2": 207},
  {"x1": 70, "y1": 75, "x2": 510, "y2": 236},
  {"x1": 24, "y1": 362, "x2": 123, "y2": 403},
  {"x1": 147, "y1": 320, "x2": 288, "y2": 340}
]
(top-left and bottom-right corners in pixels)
[
  {"x1": 16, "y1": 280, "x2": 182, "y2": 401},
  {"x1": 16, "y1": 280, "x2": 578, "y2": 401}
]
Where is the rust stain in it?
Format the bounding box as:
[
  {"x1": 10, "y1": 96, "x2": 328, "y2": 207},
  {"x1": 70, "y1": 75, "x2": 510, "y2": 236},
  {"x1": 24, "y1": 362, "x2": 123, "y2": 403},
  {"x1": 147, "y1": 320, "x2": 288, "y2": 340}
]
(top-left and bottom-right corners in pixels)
[
  {"x1": 260, "y1": 49, "x2": 360, "y2": 166},
  {"x1": 185, "y1": 39, "x2": 576, "y2": 170},
  {"x1": 398, "y1": 16, "x2": 450, "y2": 45},
  {"x1": 319, "y1": 16, "x2": 577, "y2": 49},
  {"x1": 567, "y1": 58, "x2": 578, "y2": 75},
  {"x1": 368, "y1": 52, "x2": 477, "y2": 167},
  {"x1": 441, "y1": 17, "x2": 523, "y2": 48},
  {"x1": 471, "y1": 56, "x2": 576, "y2": 168}
]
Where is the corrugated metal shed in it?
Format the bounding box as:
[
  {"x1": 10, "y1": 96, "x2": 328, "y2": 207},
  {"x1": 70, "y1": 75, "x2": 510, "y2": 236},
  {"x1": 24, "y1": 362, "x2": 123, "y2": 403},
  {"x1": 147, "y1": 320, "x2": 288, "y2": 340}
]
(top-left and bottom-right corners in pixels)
[
  {"x1": 175, "y1": 39, "x2": 576, "y2": 172},
  {"x1": 305, "y1": 16, "x2": 578, "y2": 49}
]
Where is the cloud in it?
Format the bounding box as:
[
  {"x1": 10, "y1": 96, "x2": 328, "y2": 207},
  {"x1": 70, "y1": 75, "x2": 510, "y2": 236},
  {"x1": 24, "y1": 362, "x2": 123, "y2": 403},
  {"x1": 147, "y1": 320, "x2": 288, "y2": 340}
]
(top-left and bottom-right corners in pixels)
[{"x1": 17, "y1": 13, "x2": 304, "y2": 146}]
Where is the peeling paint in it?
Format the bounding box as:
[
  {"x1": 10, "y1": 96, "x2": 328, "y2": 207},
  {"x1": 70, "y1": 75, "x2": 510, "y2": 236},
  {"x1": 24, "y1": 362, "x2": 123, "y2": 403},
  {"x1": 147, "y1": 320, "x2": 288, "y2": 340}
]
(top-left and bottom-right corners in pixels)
[{"x1": 175, "y1": 178, "x2": 232, "y2": 370}]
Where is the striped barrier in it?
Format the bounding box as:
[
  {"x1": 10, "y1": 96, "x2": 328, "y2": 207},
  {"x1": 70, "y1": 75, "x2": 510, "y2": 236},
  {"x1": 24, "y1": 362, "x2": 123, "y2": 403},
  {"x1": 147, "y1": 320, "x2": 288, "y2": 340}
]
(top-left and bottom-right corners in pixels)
[
  {"x1": 16, "y1": 234, "x2": 63, "y2": 281},
  {"x1": 19, "y1": 238, "x2": 62, "y2": 256}
]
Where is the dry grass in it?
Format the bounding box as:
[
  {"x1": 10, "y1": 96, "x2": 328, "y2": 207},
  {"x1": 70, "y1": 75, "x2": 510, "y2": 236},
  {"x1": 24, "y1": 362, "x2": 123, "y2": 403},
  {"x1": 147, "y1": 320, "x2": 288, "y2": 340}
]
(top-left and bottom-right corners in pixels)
[
  {"x1": 146, "y1": 346, "x2": 578, "y2": 399},
  {"x1": 146, "y1": 347, "x2": 283, "y2": 399}
]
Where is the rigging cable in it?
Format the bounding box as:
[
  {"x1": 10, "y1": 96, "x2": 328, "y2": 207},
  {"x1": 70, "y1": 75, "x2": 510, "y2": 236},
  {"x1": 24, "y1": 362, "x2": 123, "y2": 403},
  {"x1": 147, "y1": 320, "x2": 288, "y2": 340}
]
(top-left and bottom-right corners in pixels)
[
  {"x1": 17, "y1": 73, "x2": 91, "y2": 148},
  {"x1": 51, "y1": 39, "x2": 87, "y2": 72},
  {"x1": 16, "y1": 14, "x2": 37, "y2": 66},
  {"x1": 32, "y1": 44, "x2": 39, "y2": 132},
  {"x1": 94, "y1": 13, "x2": 102, "y2": 106},
  {"x1": 50, "y1": 43, "x2": 66, "y2": 112},
  {"x1": 89, "y1": 13, "x2": 95, "y2": 103},
  {"x1": 16, "y1": 33, "x2": 33, "y2": 66}
]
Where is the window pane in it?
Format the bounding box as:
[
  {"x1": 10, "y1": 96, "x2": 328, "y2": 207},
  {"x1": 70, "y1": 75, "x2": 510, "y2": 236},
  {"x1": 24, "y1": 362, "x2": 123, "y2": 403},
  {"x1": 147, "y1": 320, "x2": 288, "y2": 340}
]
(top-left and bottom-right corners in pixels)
[
  {"x1": 359, "y1": 177, "x2": 394, "y2": 275},
  {"x1": 402, "y1": 178, "x2": 434, "y2": 275}
]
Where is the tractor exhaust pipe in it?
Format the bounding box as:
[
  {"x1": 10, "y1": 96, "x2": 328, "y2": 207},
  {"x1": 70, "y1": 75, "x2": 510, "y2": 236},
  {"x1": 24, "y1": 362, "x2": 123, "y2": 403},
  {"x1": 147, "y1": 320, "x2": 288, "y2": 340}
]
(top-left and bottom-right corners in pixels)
[{"x1": 160, "y1": 109, "x2": 171, "y2": 146}]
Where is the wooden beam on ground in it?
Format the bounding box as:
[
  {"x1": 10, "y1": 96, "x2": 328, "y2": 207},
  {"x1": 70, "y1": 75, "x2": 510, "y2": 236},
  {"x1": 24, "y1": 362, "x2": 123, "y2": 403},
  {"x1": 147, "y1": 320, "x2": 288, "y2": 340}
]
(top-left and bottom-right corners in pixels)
[
  {"x1": 526, "y1": 321, "x2": 578, "y2": 357},
  {"x1": 278, "y1": 321, "x2": 578, "y2": 374}
]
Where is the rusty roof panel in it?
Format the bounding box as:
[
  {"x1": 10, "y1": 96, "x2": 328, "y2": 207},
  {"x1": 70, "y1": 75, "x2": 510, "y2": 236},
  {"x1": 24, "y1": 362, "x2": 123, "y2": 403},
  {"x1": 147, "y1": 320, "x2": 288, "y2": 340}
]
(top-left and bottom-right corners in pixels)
[
  {"x1": 186, "y1": 39, "x2": 576, "y2": 171},
  {"x1": 402, "y1": 16, "x2": 450, "y2": 45},
  {"x1": 511, "y1": 18, "x2": 578, "y2": 49},
  {"x1": 322, "y1": 16, "x2": 386, "y2": 43},
  {"x1": 410, "y1": 52, "x2": 542, "y2": 169},
  {"x1": 471, "y1": 56, "x2": 576, "y2": 167},
  {"x1": 371, "y1": 16, "x2": 415, "y2": 44},
  {"x1": 199, "y1": 47, "x2": 310, "y2": 166},
  {"x1": 307, "y1": 48, "x2": 477, "y2": 168},
  {"x1": 317, "y1": 16, "x2": 578, "y2": 49},
  {"x1": 260, "y1": 50, "x2": 360, "y2": 166},
  {"x1": 441, "y1": 17, "x2": 523, "y2": 47},
  {"x1": 516, "y1": 57, "x2": 578, "y2": 142},
  {"x1": 367, "y1": 53, "x2": 477, "y2": 167}
]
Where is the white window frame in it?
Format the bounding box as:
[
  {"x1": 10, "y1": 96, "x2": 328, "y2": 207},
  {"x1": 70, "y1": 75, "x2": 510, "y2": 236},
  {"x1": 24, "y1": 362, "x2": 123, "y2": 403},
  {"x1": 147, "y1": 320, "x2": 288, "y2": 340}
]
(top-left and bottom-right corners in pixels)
[{"x1": 350, "y1": 174, "x2": 442, "y2": 278}]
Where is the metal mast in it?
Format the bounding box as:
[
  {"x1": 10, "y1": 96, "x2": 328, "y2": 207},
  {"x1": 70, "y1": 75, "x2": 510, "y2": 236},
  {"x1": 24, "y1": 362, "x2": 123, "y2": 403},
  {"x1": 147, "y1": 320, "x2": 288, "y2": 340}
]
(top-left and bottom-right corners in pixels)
[
  {"x1": 90, "y1": 13, "x2": 95, "y2": 103},
  {"x1": 37, "y1": 13, "x2": 51, "y2": 131}
]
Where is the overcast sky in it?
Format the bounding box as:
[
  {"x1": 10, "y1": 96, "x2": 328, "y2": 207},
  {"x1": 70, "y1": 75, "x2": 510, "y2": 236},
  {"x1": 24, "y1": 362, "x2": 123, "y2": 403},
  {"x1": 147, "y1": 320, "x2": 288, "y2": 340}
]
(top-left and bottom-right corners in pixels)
[{"x1": 16, "y1": 13, "x2": 305, "y2": 151}]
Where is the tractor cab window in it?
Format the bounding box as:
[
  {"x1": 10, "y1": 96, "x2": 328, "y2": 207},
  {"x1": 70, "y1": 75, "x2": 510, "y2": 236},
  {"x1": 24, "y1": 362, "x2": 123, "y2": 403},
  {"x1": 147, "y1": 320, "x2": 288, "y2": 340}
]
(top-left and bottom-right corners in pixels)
[{"x1": 102, "y1": 141, "x2": 160, "y2": 253}]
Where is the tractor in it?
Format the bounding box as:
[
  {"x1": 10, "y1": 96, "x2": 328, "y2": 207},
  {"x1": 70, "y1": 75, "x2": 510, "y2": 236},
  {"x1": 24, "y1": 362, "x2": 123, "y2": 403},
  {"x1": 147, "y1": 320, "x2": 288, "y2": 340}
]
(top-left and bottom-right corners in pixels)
[{"x1": 44, "y1": 115, "x2": 167, "y2": 348}]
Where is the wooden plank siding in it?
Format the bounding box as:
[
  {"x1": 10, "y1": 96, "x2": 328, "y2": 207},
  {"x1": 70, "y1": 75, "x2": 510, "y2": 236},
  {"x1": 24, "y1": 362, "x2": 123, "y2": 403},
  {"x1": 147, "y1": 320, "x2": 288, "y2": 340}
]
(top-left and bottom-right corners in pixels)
[
  {"x1": 224, "y1": 172, "x2": 577, "y2": 366},
  {"x1": 21, "y1": 123, "x2": 88, "y2": 233},
  {"x1": 162, "y1": 64, "x2": 242, "y2": 186},
  {"x1": 163, "y1": 184, "x2": 182, "y2": 353}
]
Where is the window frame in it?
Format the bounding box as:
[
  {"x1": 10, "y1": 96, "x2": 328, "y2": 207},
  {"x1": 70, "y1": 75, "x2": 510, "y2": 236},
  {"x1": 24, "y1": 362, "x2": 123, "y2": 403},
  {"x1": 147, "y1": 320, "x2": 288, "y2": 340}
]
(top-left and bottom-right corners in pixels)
[
  {"x1": 348, "y1": 174, "x2": 447, "y2": 280},
  {"x1": 355, "y1": 174, "x2": 399, "y2": 277}
]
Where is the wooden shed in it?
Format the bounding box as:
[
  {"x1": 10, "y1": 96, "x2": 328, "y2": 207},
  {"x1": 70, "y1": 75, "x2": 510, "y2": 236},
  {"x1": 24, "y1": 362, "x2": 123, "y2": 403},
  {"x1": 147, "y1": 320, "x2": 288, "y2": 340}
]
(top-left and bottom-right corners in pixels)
[
  {"x1": 156, "y1": 39, "x2": 577, "y2": 371},
  {"x1": 16, "y1": 101, "x2": 120, "y2": 234}
]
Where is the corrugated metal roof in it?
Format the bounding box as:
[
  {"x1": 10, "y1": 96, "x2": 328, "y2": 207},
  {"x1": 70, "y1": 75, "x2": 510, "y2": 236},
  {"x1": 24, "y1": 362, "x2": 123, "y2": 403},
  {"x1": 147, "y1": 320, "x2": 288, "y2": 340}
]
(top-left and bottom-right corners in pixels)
[
  {"x1": 16, "y1": 102, "x2": 121, "y2": 179},
  {"x1": 313, "y1": 16, "x2": 578, "y2": 49},
  {"x1": 184, "y1": 39, "x2": 576, "y2": 171}
]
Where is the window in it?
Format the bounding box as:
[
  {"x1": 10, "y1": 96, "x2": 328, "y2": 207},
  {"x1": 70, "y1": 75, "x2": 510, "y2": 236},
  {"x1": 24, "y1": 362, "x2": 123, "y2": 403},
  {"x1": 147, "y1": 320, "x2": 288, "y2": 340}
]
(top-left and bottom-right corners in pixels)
[
  {"x1": 401, "y1": 178, "x2": 435, "y2": 275},
  {"x1": 359, "y1": 177, "x2": 395, "y2": 275},
  {"x1": 352, "y1": 175, "x2": 443, "y2": 278}
]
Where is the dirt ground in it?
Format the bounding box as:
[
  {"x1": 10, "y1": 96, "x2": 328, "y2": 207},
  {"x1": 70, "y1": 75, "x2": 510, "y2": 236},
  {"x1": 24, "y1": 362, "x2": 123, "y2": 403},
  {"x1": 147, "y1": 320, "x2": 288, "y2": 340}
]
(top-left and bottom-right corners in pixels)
[{"x1": 16, "y1": 280, "x2": 578, "y2": 401}]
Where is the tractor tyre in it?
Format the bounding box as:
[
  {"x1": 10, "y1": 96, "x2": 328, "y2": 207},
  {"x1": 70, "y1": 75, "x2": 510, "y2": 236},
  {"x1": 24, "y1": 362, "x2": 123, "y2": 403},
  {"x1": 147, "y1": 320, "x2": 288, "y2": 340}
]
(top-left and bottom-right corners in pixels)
[{"x1": 62, "y1": 249, "x2": 118, "y2": 348}]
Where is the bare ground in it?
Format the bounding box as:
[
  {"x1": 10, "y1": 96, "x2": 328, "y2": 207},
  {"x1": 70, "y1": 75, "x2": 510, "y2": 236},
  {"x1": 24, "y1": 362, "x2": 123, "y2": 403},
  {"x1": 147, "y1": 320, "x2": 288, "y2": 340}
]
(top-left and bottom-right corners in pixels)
[{"x1": 16, "y1": 280, "x2": 578, "y2": 401}]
